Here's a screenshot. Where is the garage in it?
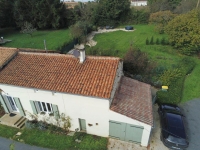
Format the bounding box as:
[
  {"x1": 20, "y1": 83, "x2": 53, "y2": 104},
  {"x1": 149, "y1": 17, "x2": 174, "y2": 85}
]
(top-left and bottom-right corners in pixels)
[{"x1": 109, "y1": 120, "x2": 144, "y2": 143}]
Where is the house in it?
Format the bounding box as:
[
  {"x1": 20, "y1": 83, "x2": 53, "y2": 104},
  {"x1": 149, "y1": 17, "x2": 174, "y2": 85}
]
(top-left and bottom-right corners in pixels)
[
  {"x1": 0, "y1": 47, "x2": 153, "y2": 147},
  {"x1": 131, "y1": 0, "x2": 147, "y2": 6}
]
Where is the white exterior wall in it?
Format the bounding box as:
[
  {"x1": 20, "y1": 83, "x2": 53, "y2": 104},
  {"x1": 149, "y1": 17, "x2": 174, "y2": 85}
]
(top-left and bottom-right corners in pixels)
[
  {"x1": 109, "y1": 110, "x2": 151, "y2": 147},
  {"x1": 131, "y1": 1, "x2": 147, "y2": 6},
  {"x1": 0, "y1": 84, "x2": 110, "y2": 137},
  {"x1": 0, "y1": 83, "x2": 151, "y2": 146}
]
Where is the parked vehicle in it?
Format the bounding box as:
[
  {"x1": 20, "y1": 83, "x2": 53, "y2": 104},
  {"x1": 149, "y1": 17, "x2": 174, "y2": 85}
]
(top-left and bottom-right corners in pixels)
[
  {"x1": 125, "y1": 26, "x2": 133, "y2": 30},
  {"x1": 158, "y1": 104, "x2": 189, "y2": 150}
]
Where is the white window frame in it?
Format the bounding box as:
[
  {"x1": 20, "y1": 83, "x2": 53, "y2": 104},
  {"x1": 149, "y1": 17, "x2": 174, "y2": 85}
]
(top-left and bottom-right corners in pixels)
[{"x1": 37, "y1": 101, "x2": 53, "y2": 114}]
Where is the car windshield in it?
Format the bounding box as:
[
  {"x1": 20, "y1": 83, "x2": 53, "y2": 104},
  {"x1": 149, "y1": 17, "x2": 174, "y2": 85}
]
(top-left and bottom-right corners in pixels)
[{"x1": 167, "y1": 135, "x2": 187, "y2": 145}]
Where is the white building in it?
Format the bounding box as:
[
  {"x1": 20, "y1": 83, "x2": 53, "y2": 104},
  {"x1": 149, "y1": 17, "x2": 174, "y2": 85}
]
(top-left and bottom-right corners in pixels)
[
  {"x1": 131, "y1": 0, "x2": 147, "y2": 6},
  {"x1": 0, "y1": 47, "x2": 153, "y2": 147}
]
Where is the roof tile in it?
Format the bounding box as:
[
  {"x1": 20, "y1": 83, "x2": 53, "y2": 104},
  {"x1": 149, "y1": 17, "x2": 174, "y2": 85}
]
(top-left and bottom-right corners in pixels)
[
  {"x1": 0, "y1": 52, "x2": 120, "y2": 99},
  {"x1": 111, "y1": 77, "x2": 153, "y2": 126}
]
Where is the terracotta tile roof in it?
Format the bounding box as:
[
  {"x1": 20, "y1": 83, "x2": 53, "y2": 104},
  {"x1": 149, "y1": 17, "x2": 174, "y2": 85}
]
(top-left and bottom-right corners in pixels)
[
  {"x1": 0, "y1": 47, "x2": 18, "y2": 69},
  {"x1": 111, "y1": 77, "x2": 153, "y2": 126},
  {"x1": 0, "y1": 52, "x2": 120, "y2": 99}
]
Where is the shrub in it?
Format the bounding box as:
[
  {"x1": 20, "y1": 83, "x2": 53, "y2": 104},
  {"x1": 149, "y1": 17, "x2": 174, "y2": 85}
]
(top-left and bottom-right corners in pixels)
[
  {"x1": 160, "y1": 37, "x2": 165, "y2": 45},
  {"x1": 156, "y1": 38, "x2": 160, "y2": 45},
  {"x1": 156, "y1": 57, "x2": 196, "y2": 104},
  {"x1": 150, "y1": 36, "x2": 154, "y2": 45},
  {"x1": 146, "y1": 38, "x2": 149, "y2": 45},
  {"x1": 159, "y1": 68, "x2": 183, "y2": 86}
]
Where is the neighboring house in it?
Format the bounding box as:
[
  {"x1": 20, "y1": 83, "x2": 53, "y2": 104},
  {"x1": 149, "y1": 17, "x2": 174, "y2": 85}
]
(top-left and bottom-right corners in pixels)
[
  {"x1": 131, "y1": 0, "x2": 147, "y2": 6},
  {"x1": 0, "y1": 47, "x2": 153, "y2": 147}
]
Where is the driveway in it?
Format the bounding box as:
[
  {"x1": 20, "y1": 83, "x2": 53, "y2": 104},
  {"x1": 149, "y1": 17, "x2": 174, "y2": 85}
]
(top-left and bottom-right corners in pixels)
[
  {"x1": 179, "y1": 98, "x2": 200, "y2": 150},
  {"x1": 108, "y1": 138, "x2": 147, "y2": 150},
  {"x1": 149, "y1": 104, "x2": 168, "y2": 150}
]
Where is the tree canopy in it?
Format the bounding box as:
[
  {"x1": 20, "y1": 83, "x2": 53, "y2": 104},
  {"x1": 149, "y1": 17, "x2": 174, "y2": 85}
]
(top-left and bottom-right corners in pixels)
[
  {"x1": 149, "y1": 10, "x2": 176, "y2": 34},
  {"x1": 14, "y1": 0, "x2": 67, "y2": 29},
  {"x1": 0, "y1": 0, "x2": 15, "y2": 28},
  {"x1": 165, "y1": 9, "x2": 200, "y2": 55}
]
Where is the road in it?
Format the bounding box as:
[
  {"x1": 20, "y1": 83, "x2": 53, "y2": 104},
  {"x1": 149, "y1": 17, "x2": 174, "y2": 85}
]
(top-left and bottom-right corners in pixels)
[{"x1": 0, "y1": 136, "x2": 50, "y2": 150}]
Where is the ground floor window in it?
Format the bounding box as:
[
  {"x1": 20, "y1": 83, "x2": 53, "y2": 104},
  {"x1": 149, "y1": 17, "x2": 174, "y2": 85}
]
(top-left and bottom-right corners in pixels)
[{"x1": 36, "y1": 101, "x2": 53, "y2": 113}]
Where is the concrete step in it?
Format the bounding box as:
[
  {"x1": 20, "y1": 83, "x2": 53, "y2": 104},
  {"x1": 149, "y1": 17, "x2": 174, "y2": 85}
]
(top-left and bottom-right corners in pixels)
[{"x1": 15, "y1": 117, "x2": 27, "y2": 129}]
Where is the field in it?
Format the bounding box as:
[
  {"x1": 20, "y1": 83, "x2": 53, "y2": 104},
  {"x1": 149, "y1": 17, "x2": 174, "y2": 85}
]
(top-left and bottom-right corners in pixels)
[{"x1": 0, "y1": 28, "x2": 72, "y2": 50}]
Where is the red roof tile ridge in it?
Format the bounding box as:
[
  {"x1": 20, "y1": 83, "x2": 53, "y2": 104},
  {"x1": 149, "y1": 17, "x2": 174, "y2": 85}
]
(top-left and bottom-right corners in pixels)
[{"x1": 19, "y1": 52, "x2": 120, "y2": 60}]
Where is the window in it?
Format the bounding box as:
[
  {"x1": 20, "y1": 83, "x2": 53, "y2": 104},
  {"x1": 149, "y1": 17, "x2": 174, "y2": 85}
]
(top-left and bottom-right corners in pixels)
[{"x1": 36, "y1": 101, "x2": 53, "y2": 113}]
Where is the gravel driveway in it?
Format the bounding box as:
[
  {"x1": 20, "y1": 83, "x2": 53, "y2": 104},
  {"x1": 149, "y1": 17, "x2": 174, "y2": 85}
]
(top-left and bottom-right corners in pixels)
[{"x1": 179, "y1": 98, "x2": 200, "y2": 150}]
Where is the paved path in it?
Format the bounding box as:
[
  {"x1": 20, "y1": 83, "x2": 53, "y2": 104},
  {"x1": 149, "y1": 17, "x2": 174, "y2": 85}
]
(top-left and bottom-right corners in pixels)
[
  {"x1": 0, "y1": 136, "x2": 50, "y2": 150},
  {"x1": 179, "y1": 98, "x2": 200, "y2": 150}
]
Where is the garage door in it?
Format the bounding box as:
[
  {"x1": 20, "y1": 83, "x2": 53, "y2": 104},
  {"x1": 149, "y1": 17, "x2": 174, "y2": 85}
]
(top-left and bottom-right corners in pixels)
[{"x1": 109, "y1": 120, "x2": 144, "y2": 143}]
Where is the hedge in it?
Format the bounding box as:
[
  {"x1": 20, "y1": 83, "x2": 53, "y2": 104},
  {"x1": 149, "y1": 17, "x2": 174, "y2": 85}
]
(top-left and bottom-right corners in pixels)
[{"x1": 156, "y1": 57, "x2": 196, "y2": 104}]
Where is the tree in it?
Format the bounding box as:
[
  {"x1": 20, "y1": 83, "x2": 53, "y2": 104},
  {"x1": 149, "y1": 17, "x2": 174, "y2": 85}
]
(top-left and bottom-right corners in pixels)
[
  {"x1": 20, "y1": 22, "x2": 37, "y2": 37},
  {"x1": 14, "y1": 0, "x2": 67, "y2": 29},
  {"x1": 123, "y1": 47, "x2": 156, "y2": 76},
  {"x1": 0, "y1": 0, "x2": 15, "y2": 28},
  {"x1": 165, "y1": 9, "x2": 200, "y2": 55},
  {"x1": 174, "y1": 0, "x2": 198, "y2": 14},
  {"x1": 147, "y1": 0, "x2": 181, "y2": 13},
  {"x1": 96, "y1": 0, "x2": 130, "y2": 26},
  {"x1": 149, "y1": 11, "x2": 176, "y2": 33}
]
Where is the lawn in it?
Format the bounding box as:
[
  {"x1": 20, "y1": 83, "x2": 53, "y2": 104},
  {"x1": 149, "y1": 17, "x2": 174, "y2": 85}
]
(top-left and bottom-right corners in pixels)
[
  {"x1": 0, "y1": 124, "x2": 107, "y2": 150},
  {"x1": 88, "y1": 24, "x2": 182, "y2": 68},
  {"x1": 87, "y1": 24, "x2": 200, "y2": 102},
  {"x1": 182, "y1": 58, "x2": 200, "y2": 102},
  {"x1": 0, "y1": 28, "x2": 72, "y2": 51}
]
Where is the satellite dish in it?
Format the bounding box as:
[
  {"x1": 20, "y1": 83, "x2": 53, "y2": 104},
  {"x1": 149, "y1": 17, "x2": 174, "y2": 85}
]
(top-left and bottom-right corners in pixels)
[{"x1": 73, "y1": 50, "x2": 80, "y2": 58}]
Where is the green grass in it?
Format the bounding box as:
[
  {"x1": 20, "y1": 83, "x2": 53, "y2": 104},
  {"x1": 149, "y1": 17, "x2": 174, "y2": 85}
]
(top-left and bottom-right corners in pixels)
[
  {"x1": 88, "y1": 25, "x2": 182, "y2": 68},
  {"x1": 0, "y1": 28, "x2": 72, "y2": 50},
  {"x1": 0, "y1": 124, "x2": 20, "y2": 138},
  {"x1": 182, "y1": 58, "x2": 200, "y2": 102},
  {"x1": 20, "y1": 129, "x2": 107, "y2": 150},
  {"x1": 0, "y1": 124, "x2": 107, "y2": 150}
]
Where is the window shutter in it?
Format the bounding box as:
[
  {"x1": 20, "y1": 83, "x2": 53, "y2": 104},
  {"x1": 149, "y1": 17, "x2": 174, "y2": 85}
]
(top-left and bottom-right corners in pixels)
[
  {"x1": 52, "y1": 104, "x2": 60, "y2": 119},
  {"x1": 34, "y1": 101, "x2": 41, "y2": 113},
  {"x1": 0, "y1": 94, "x2": 10, "y2": 113},
  {"x1": 30, "y1": 100, "x2": 38, "y2": 114},
  {"x1": 14, "y1": 97, "x2": 25, "y2": 116},
  {"x1": 2, "y1": 95, "x2": 12, "y2": 113}
]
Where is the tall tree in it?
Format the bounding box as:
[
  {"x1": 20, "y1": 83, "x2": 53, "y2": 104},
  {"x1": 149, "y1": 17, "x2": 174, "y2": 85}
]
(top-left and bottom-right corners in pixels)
[
  {"x1": 14, "y1": 0, "x2": 67, "y2": 29},
  {"x1": 148, "y1": 0, "x2": 182, "y2": 13},
  {"x1": 0, "y1": 0, "x2": 15, "y2": 28},
  {"x1": 96, "y1": 0, "x2": 130, "y2": 26},
  {"x1": 149, "y1": 11, "x2": 176, "y2": 34},
  {"x1": 165, "y1": 9, "x2": 200, "y2": 55}
]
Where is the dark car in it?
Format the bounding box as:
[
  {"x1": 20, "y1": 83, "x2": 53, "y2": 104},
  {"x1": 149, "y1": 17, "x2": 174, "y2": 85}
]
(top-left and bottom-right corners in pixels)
[
  {"x1": 125, "y1": 26, "x2": 134, "y2": 30},
  {"x1": 158, "y1": 104, "x2": 189, "y2": 150}
]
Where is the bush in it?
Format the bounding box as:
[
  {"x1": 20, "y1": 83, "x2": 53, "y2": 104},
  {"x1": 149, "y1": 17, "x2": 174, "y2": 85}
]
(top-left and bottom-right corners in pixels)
[
  {"x1": 146, "y1": 38, "x2": 149, "y2": 45},
  {"x1": 150, "y1": 36, "x2": 154, "y2": 45},
  {"x1": 156, "y1": 38, "x2": 160, "y2": 45},
  {"x1": 160, "y1": 37, "x2": 165, "y2": 45},
  {"x1": 156, "y1": 57, "x2": 196, "y2": 104}
]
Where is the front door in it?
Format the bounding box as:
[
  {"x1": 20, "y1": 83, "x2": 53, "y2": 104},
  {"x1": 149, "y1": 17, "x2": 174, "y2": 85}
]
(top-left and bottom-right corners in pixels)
[
  {"x1": 5, "y1": 95, "x2": 19, "y2": 112},
  {"x1": 79, "y1": 119, "x2": 86, "y2": 131}
]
